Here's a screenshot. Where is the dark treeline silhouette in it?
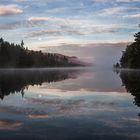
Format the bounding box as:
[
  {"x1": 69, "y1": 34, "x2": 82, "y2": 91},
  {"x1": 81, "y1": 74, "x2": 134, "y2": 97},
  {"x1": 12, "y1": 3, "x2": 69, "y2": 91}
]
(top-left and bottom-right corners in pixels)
[
  {"x1": 119, "y1": 70, "x2": 140, "y2": 107},
  {"x1": 114, "y1": 32, "x2": 140, "y2": 69},
  {"x1": 0, "y1": 69, "x2": 83, "y2": 99},
  {"x1": 0, "y1": 38, "x2": 81, "y2": 68}
]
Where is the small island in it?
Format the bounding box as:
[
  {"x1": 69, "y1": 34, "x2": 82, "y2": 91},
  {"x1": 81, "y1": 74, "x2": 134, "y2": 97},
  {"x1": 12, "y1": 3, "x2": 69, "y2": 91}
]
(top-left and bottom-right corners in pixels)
[
  {"x1": 0, "y1": 38, "x2": 85, "y2": 68},
  {"x1": 114, "y1": 32, "x2": 140, "y2": 69}
]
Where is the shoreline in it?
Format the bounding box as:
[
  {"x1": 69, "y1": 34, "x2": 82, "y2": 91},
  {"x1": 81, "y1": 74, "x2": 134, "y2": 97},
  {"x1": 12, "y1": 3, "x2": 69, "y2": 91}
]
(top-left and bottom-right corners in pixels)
[
  {"x1": 113, "y1": 67, "x2": 140, "y2": 72},
  {"x1": 0, "y1": 66, "x2": 91, "y2": 71}
]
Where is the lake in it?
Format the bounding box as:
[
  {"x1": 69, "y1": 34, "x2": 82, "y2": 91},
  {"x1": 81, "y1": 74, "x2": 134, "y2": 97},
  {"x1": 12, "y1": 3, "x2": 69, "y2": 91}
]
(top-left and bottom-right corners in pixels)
[{"x1": 0, "y1": 67, "x2": 140, "y2": 140}]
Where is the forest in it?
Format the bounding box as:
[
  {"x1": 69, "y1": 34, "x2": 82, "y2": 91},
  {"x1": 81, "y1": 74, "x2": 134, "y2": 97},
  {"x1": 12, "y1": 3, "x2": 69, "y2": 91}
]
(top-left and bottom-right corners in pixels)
[
  {"x1": 0, "y1": 38, "x2": 80, "y2": 68},
  {"x1": 114, "y1": 32, "x2": 140, "y2": 69}
]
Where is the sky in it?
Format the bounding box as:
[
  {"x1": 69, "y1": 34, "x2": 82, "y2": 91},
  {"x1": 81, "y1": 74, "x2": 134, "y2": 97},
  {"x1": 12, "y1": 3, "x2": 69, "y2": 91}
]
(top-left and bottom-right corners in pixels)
[{"x1": 0, "y1": 0, "x2": 140, "y2": 67}]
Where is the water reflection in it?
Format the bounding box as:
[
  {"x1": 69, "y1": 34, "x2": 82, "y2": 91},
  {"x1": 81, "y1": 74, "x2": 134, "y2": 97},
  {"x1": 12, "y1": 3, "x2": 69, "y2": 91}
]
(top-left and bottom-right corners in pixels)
[
  {"x1": 0, "y1": 68, "x2": 140, "y2": 140},
  {"x1": 0, "y1": 68, "x2": 84, "y2": 99},
  {"x1": 119, "y1": 70, "x2": 140, "y2": 107},
  {"x1": 0, "y1": 68, "x2": 124, "y2": 99},
  {"x1": 0, "y1": 119, "x2": 22, "y2": 130}
]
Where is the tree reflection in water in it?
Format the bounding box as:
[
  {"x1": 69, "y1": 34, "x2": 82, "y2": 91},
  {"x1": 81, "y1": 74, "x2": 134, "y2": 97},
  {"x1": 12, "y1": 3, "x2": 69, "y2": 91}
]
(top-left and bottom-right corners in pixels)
[
  {"x1": 0, "y1": 68, "x2": 83, "y2": 99},
  {"x1": 119, "y1": 70, "x2": 140, "y2": 107}
]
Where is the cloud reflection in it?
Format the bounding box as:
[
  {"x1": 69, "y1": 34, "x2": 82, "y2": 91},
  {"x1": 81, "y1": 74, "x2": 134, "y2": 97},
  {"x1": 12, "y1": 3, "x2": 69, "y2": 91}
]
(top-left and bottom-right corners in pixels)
[
  {"x1": 28, "y1": 114, "x2": 49, "y2": 119},
  {"x1": 0, "y1": 119, "x2": 22, "y2": 130}
]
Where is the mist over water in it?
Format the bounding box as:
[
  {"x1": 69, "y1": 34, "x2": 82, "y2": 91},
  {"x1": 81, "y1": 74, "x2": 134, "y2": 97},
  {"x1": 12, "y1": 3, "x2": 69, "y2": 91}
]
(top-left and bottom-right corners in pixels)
[{"x1": 0, "y1": 67, "x2": 140, "y2": 140}]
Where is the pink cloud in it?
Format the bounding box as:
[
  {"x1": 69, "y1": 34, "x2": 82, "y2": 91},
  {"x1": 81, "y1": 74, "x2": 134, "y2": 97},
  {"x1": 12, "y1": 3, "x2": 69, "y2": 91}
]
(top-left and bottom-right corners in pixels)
[{"x1": 0, "y1": 5, "x2": 23, "y2": 16}]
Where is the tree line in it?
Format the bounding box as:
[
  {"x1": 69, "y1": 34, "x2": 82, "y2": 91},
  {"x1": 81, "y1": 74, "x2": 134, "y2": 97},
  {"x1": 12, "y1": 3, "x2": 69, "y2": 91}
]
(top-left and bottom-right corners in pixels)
[
  {"x1": 114, "y1": 32, "x2": 140, "y2": 69},
  {"x1": 0, "y1": 38, "x2": 79, "y2": 68}
]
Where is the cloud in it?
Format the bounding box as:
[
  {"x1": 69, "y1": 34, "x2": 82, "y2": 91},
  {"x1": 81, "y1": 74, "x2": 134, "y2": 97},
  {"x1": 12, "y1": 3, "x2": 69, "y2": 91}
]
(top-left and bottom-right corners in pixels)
[
  {"x1": 27, "y1": 16, "x2": 66, "y2": 24},
  {"x1": 93, "y1": 0, "x2": 140, "y2": 3},
  {"x1": 0, "y1": 20, "x2": 47, "y2": 30},
  {"x1": 0, "y1": 14, "x2": 138, "y2": 33},
  {"x1": 26, "y1": 29, "x2": 85, "y2": 38},
  {"x1": 60, "y1": 24, "x2": 120, "y2": 34},
  {"x1": 98, "y1": 6, "x2": 139, "y2": 16},
  {"x1": 26, "y1": 16, "x2": 129, "y2": 38},
  {"x1": 116, "y1": 0, "x2": 140, "y2": 2},
  {"x1": 99, "y1": 7, "x2": 128, "y2": 16},
  {"x1": 27, "y1": 97, "x2": 119, "y2": 117},
  {"x1": 27, "y1": 30, "x2": 61, "y2": 37},
  {"x1": 28, "y1": 114, "x2": 49, "y2": 119},
  {"x1": 26, "y1": 21, "x2": 138, "y2": 38},
  {"x1": 0, "y1": 119, "x2": 22, "y2": 130},
  {"x1": 28, "y1": 17, "x2": 53, "y2": 22},
  {"x1": 0, "y1": 12, "x2": 138, "y2": 35},
  {"x1": 123, "y1": 13, "x2": 140, "y2": 18},
  {"x1": 13, "y1": 0, "x2": 65, "y2": 3},
  {"x1": 0, "y1": 5, "x2": 23, "y2": 16},
  {"x1": 0, "y1": 0, "x2": 138, "y2": 48},
  {"x1": 13, "y1": 0, "x2": 28, "y2": 2}
]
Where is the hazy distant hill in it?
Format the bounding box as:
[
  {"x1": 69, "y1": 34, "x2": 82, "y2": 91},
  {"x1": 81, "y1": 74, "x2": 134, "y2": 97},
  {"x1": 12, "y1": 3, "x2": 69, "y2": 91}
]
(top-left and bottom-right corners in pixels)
[{"x1": 52, "y1": 54, "x2": 89, "y2": 66}]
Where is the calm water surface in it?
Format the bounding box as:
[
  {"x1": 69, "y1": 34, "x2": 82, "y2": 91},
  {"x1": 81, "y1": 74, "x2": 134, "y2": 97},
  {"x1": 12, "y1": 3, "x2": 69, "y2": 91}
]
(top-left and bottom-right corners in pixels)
[{"x1": 0, "y1": 67, "x2": 140, "y2": 140}]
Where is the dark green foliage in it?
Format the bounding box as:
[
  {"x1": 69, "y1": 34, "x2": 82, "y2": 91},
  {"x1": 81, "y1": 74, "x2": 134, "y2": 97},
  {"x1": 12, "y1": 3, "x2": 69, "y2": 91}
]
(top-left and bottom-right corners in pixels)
[
  {"x1": 120, "y1": 71, "x2": 140, "y2": 107},
  {"x1": 113, "y1": 62, "x2": 120, "y2": 68},
  {"x1": 0, "y1": 38, "x2": 79, "y2": 68},
  {"x1": 120, "y1": 32, "x2": 140, "y2": 68}
]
